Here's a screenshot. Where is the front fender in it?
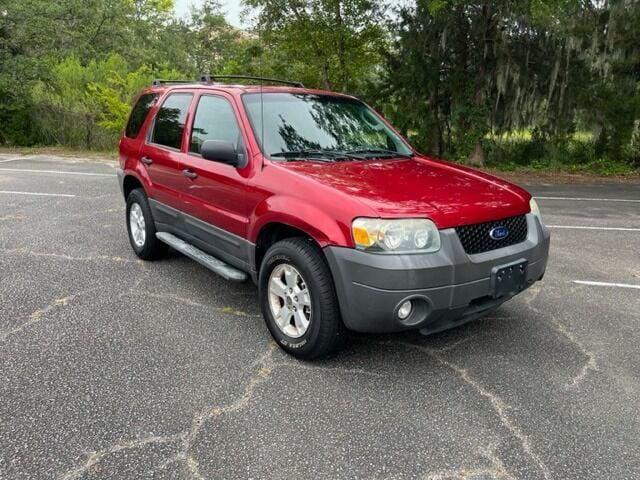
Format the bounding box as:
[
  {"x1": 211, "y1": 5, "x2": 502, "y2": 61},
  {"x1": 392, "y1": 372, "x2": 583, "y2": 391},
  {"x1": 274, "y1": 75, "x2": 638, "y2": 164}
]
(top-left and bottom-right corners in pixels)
[{"x1": 248, "y1": 195, "x2": 353, "y2": 248}]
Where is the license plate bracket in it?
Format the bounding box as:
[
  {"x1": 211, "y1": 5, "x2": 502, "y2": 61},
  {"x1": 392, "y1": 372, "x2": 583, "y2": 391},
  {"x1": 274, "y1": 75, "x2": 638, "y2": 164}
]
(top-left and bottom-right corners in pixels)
[{"x1": 491, "y1": 260, "x2": 528, "y2": 299}]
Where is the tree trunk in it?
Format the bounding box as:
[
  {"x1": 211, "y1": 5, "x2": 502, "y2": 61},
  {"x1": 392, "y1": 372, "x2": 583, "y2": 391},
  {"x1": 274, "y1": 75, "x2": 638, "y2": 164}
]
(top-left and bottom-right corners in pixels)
[
  {"x1": 85, "y1": 114, "x2": 93, "y2": 149},
  {"x1": 335, "y1": 1, "x2": 347, "y2": 92},
  {"x1": 430, "y1": 90, "x2": 443, "y2": 156},
  {"x1": 322, "y1": 60, "x2": 331, "y2": 90},
  {"x1": 466, "y1": 3, "x2": 493, "y2": 168},
  {"x1": 467, "y1": 140, "x2": 485, "y2": 166}
]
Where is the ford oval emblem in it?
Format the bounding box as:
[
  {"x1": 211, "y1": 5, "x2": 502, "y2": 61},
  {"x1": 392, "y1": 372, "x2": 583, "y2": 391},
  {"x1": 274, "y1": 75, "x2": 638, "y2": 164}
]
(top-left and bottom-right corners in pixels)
[{"x1": 489, "y1": 226, "x2": 509, "y2": 240}]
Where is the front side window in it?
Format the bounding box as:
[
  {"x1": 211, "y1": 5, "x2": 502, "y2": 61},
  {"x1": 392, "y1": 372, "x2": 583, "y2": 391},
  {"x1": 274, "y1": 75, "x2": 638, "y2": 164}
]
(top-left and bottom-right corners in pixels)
[
  {"x1": 150, "y1": 93, "x2": 193, "y2": 150},
  {"x1": 190, "y1": 95, "x2": 242, "y2": 155},
  {"x1": 242, "y1": 93, "x2": 412, "y2": 161},
  {"x1": 125, "y1": 93, "x2": 157, "y2": 139}
]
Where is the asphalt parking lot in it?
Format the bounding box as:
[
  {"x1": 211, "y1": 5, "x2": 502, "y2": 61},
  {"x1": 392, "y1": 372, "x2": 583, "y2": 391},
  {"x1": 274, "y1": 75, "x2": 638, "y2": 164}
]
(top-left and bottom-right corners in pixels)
[{"x1": 1, "y1": 153, "x2": 639, "y2": 480}]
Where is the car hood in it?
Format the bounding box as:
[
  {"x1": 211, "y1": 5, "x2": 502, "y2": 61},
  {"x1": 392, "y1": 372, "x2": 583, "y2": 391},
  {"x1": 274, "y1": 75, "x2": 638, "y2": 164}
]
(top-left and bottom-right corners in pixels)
[{"x1": 278, "y1": 156, "x2": 531, "y2": 229}]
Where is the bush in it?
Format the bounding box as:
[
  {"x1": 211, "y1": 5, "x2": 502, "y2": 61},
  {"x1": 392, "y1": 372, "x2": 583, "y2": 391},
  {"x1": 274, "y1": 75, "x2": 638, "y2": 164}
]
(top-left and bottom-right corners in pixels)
[
  {"x1": 29, "y1": 55, "x2": 186, "y2": 150},
  {"x1": 484, "y1": 130, "x2": 638, "y2": 175}
]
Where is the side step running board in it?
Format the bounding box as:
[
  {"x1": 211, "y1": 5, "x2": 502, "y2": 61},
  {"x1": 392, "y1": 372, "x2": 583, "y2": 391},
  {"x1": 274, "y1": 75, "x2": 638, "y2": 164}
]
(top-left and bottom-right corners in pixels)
[{"x1": 156, "y1": 232, "x2": 248, "y2": 282}]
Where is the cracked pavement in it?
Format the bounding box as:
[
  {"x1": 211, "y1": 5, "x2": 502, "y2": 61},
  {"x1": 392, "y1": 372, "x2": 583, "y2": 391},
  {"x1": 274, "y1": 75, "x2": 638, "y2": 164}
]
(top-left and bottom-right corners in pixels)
[{"x1": 1, "y1": 154, "x2": 639, "y2": 479}]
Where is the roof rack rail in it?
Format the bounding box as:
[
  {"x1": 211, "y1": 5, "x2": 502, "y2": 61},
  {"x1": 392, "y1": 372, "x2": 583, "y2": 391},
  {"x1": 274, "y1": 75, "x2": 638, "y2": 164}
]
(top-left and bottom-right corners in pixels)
[
  {"x1": 151, "y1": 79, "x2": 195, "y2": 87},
  {"x1": 200, "y1": 74, "x2": 304, "y2": 88}
]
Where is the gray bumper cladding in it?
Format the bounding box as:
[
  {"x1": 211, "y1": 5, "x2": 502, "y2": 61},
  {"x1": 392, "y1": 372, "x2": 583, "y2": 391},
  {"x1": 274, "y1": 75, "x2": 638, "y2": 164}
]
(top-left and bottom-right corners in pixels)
[{"x1": 324, "y1": 214, "x2": 550, "y2": 334}]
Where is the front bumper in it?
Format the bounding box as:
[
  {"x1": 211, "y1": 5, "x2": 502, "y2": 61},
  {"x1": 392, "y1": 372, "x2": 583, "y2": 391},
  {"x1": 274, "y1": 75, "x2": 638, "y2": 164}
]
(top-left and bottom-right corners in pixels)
[{"x1": 324, "y1": 214, "x2": 550, "y2": 334}]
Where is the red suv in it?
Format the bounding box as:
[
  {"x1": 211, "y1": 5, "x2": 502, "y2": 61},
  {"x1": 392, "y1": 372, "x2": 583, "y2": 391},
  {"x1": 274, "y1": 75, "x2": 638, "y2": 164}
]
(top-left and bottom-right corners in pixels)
[{"x1": 118, "y1": 75, "x2": 550, "y2": 359}]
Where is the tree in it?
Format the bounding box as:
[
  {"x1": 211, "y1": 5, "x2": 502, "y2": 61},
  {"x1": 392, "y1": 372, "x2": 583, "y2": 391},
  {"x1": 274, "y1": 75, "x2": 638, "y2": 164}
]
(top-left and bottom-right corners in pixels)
[
  {"x1": 0, "y1": 0, "x2": 244, "y2": 147},
  {"x1": 244, "y1": 0, "x2": 386, "y2": 92},
  {"x1": 187, "y1": 0, "x2": 245, "y2": 75}
]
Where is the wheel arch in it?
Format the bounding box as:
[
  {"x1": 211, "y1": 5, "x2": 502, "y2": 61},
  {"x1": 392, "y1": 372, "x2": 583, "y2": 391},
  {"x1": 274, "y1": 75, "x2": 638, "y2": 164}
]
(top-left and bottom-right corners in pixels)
[
  {"x1": 253, "y1": 222, "x2": 320, "y2": 279},
  {"x1": 122, "y1": 173, "x2": 145, "y2": 200},
  {"x1": 249, "y1": 196, "x2": 353, "y2": 278}
]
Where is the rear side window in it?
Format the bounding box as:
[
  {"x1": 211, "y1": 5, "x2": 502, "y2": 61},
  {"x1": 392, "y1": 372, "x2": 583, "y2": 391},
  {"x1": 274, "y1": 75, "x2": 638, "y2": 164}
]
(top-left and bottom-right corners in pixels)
[
  {"x1": 150, "y1": 93, "x2": 193, "y2": 150},
  {"x1": 125, "y1": 93, "x2": 157, "y2": 139},
  {"x1": 190, "y1": 95, "x2": 242, "y2": 155}
]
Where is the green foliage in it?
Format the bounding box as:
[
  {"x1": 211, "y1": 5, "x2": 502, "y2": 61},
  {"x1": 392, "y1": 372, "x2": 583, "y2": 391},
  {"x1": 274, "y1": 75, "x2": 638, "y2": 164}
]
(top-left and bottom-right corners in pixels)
[
  {"x1": 243, "y1": 0, "x2": 386, "y2": 93},
  {"x1": 28, "y1": 55, "x2": 186, "y2": 148},
  {"x1": 485, "y1": 131, "x2": 637, "y2": 176},
  {"x1": 0, "y1": 0, "x2": 244, "y2": 149},
  {"x1": 380, "y1": 0, "x2": 640, "y2": 169},
  {"x1": 0, "y1": 0, "x2": 638, "y2": 175}
]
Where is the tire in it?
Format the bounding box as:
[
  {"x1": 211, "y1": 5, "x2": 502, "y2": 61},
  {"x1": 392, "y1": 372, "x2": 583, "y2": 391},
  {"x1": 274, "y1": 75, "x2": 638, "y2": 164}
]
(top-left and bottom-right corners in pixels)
[
  {"x1": 259, "y1": 237, "x2": 346, "y2": 359},
  {"x1": 126, "y1": 188, "x2": 167, "y2": 260}
]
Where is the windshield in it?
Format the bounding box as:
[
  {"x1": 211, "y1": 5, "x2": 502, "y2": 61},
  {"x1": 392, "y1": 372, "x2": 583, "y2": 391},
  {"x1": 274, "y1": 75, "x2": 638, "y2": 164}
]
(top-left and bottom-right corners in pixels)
[{"x1": 242, "y1": 93, "x2": 413, "y2": 161}]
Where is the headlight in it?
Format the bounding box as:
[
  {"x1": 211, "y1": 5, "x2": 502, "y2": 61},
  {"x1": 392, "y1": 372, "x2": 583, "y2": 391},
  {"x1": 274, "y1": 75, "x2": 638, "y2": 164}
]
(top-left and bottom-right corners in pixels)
[
  {"x1": 352, "y1": 218, "x2": 441, "y2": 254},
  {"x1": 529, "y1": 198, "x2": 542, "y2": 223}
]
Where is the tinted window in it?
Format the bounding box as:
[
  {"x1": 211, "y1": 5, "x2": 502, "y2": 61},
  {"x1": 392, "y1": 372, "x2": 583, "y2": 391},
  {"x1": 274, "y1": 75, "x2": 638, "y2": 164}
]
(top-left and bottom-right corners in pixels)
[
  {"x1": 190, "y1": 95, "x2": 242, "y2": 155},
  {"x1": 125, "y1": 93, "x2": 157, "y2": 139},
  {"x1": 242, "y1": 93, "x2": 412, "y2": 158},
  {"x1": 151, "y1": 93, "x2": 193, "y2": 150}
]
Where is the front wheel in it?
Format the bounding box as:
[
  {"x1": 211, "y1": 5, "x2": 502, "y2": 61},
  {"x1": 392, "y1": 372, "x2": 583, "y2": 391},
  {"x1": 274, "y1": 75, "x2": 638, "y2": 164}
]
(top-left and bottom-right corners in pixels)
[{"x1": 259, "y1": 238, "x2": 345, "y2": 359}]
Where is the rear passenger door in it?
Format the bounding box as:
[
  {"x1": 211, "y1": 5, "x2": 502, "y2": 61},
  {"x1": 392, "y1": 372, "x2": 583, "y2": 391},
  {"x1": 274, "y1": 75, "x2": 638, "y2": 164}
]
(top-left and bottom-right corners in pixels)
[
  {"x1": 139, "y1": 91, "x2": 193, "y2": 211},
  {"x1": 177, "y1": 93, "x2": 251, "y2": 269}
]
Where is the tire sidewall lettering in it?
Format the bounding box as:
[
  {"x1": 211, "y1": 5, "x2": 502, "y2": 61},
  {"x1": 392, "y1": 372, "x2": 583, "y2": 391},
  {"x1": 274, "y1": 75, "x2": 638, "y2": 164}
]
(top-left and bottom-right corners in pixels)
[
  {"x1": 266, "y1": 254, "x2": 291, "y2": 267},
  {"x1": 279, "y1": 338, "x2": 308, "y2": 348}
]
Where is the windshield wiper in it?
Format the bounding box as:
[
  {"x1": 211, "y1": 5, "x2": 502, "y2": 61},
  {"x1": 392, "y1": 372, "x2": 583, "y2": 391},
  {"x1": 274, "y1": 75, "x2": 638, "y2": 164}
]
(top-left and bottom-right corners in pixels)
[
  {"x1": 270, "y1": 150, "x2": 333, "y2": 162},
  {"x1": 270, "y1": 150, "x2": 365, "y2": 161},
  {"x1": 345, "y1": 148, "x2": 413, "y2": 159}
]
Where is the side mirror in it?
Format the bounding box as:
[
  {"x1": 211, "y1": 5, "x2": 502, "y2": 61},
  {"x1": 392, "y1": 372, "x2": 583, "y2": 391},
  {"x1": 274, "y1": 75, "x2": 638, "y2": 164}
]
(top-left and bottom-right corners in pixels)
[{"x1": 201, "y1": 140, "x2": 239, "y2": 166}]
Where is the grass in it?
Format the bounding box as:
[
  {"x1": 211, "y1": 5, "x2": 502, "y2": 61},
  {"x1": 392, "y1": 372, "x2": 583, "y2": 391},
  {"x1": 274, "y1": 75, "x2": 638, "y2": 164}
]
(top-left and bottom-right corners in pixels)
[
  {"x1": 488, "y1": 158, "x2": 639, "y2": 176},
  {"x1": 486, "y1": 129, "x2": 595, "y2": 143},
  {"x1": 0, "y1": 145, "x2": 117, "y2": 160}
]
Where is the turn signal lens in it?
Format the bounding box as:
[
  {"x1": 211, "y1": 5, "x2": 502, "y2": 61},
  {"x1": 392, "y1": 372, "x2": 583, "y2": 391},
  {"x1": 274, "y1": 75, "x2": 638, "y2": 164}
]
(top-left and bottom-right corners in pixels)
[{"x1": 353, "y1": 226, "x2": 374, "y2": 247}]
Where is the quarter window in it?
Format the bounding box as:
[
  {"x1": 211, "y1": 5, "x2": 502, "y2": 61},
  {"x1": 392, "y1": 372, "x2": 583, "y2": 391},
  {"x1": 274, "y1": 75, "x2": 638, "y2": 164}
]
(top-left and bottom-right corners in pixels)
[
  {"x1": 190, "y1": 95, "x2": 242, "y2": 155},
  {"x1": 125, "y1": 93, "x2": 157, "y2": 139},
  {"x1": 151, "y1": 93, "x2": 193, "y2": 150}
]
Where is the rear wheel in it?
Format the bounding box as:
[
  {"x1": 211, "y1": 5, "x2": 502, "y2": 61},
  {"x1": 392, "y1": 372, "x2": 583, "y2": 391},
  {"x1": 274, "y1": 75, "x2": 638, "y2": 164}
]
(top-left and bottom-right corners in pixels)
[
  {"x1": 259, "y1": 238, "x2": 345, "y2": 359},
  {"x1": 126, "y1": 188, "x2": 167, "y2": 260}
]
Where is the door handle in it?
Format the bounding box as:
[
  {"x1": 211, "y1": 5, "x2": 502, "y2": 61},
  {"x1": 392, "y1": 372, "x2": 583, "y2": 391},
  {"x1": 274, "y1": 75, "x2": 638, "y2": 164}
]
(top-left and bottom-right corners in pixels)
[
  {"x1": 140, "y1": 156, "x2": 153, "y2": 166},
  {"x1": 182, "y1": 168, "x2": 198, "y2": 180}
]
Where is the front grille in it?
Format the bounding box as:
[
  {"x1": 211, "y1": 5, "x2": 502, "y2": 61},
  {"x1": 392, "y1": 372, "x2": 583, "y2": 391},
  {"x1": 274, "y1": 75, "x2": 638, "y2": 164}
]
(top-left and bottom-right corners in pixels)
[{"x1": 455, "y1": 215, "x2": 528, "y2": 254}]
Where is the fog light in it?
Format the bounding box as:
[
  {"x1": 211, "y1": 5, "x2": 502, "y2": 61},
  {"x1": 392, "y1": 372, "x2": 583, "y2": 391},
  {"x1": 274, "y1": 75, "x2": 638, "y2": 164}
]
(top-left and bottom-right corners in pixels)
[{"x1": 398, "y1": 300, "x2": 412, "y2": 320}]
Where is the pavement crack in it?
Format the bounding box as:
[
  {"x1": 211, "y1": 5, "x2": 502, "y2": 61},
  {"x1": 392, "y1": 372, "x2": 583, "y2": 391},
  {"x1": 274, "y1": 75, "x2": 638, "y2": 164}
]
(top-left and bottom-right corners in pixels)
[
  {"x1": 0, "y1": 248, "x2": 142, "y2": 265},
  {"x1": 58, "y1": 433, "x2": 185, "y2": 480},
  {"x1": 183, "y1": 454, "x2": 206, "y2": 480},
  {"x1": 0, "y1": 213, "x2": 25, "y2": 221},
  {"x1": 59, "y1": 344, "x2": 277, "y2": 479},
  {"x1": 425, "y1": 446, "x2": 516, "y2": 479},
  {"x1": 431, "y1": 336, "x2": 475, "y2": 353},
  {"x1": 278, "y1": 361, "x2": 389, "y2": 378},
  {"x1": 524, "y1": 286, "x2": 599, "y2": 388},
  {"x1": 394, "y1": 341, "x2": 551, "y2": 480},
  {"x1": 1, "y1": 289, "x2": 96, "y2": 342},
  {"x1": 181, "y1": 344, "x2": 276, "y2": 450},
  {"x1": 125, "y1": 290, "x2": 261, "y2": 318}
]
